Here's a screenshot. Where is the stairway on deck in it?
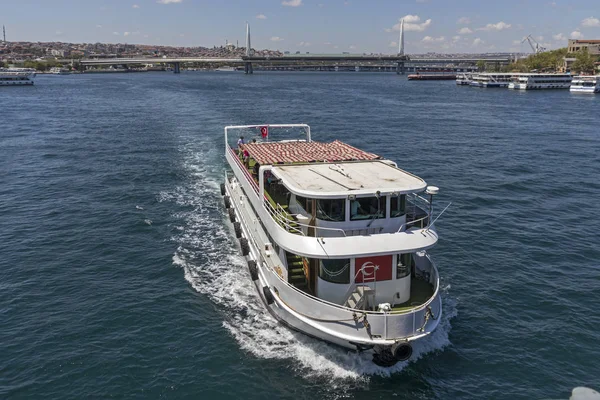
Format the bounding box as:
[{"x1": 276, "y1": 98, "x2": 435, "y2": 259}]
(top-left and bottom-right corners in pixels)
[
  {"x1": 286, "y1": 251, "x2": 308, "y2": 292},
  {"x1": 344, "y1": 285, "x2": 375, "y2": 310}
]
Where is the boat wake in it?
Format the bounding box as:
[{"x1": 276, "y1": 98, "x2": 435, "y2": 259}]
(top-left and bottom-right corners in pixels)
[{"x1": 162, "y1": 147, "x2": 457, "y2": 382}]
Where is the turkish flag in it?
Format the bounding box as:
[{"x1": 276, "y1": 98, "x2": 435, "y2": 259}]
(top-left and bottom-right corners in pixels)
[
  {"x1": 355, "y1": 255, "x2": 393, "y2": 283},
  {"x1": 260, "y1": 126, "x2": 269, "y2": 138}
]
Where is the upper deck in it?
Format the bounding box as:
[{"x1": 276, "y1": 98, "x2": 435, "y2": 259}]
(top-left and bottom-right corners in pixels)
[{"x1": 272, "y1": 161, "x2": 426, "y2": 198}]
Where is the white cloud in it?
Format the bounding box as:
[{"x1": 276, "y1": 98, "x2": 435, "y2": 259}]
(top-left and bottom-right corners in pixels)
[
  {"x1": 457, "y1": 17, "x2": 470, "y2": 25},
  {"x1": 256, "y1": 14, "x2": 267, "y2": 19},
  {"x1": 512, "y1": 39, "x2": 522, "y2": 45},
  {"x1": 478, "y1": 21, "x2": 511, "y2": 31},
  {"x1": 157, "y1": 0, "x2": 181, "y2": 4},
  {"x1": 318, "y1": 3, "x2": 324, "y2": 7},
  {"x1": 282, "y1": 0, "x2": 302, "y2": 6},
  {"x1": 472, "y1": 37, "x2": 484, "y2": 46},
  {"x1": 452, "y1": 35, "x2": 461, "y2": 42},
  {"x1": 389, "y1": 41, "x2": 397, "y2": 47},
  {"x1": 297, "y1": 41, "x2": 311, "y2": 47},
  {"x1": 132, "y1": 4, "x2": 140, "y2": 8},
  {"x1": 581, "y1": 17, "x2": 600, "y2": 28},
  {"x1": 270, "y1": 36, "x2": 284, "y2": 42},
  {"x1": 389, "y1": 15, "x2": 432, "y2": 32},
  {"x1": 422, "y1": 36, "x2": 445, "y2": 43},
  {"x1": 458, "y1": 27, "x2": 473, "y2": 34},
  {"x1": 349, "y1": 45, "x2": 356, "y2": 49},
  {"x1": 96, "y1": 25, "x2": 102, "y2": 28},
  {"x1": 323, "y1": 41, "x2": 332, "y2": 45},
  {"x1": 55, "y1": 30, "x2": 62, "y2": 35},
  {"x1": 124, "y1": 32, "x2": 131, "y2": 36},
  {"x1": 571, "y1": 31, "x2": 584, "y2": 39},
  {"x1": 113, "y1": 31, "x2": 120, "y2": 35},
  {"x1": 553, "y1": 33, "x2": 566, "y2": 41}
]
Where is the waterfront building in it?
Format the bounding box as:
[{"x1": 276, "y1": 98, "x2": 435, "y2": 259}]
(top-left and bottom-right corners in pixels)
[{"x1": 567, "y1": 39, "x2": 600, "y2": 55}]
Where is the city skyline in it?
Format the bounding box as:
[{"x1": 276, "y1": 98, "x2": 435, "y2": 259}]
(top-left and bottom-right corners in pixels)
[{"x1": 2, "y1": 0, "x2": 600, "y2": 54}]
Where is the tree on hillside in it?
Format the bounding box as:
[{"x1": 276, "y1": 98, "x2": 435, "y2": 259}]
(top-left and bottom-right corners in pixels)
[
  {"x1": 476, "y1": 60, "x2": 486, "y2": 72},
  {"x1": 571, "y1": 48, "x2": 596, "y2": 74},
  {"x1": 0, "y1": 60, "x2": 5, "y2": 68}
]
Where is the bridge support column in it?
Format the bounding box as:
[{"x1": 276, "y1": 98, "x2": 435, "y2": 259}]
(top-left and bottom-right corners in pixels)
[
  {"x1": 173, "y1": 62, "x2": 181, "y2": 74},
  {"x1": 396, "y1": 61, "x2": 405, "y2": 75},
  {"x1": 244, "y1": 62, "x2": 253, "y2": 74}
]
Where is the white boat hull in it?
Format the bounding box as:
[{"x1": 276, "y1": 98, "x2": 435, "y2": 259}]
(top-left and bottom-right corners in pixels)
[{"x1": 570, "y1": 86, "x2": 600, "y2": 93}]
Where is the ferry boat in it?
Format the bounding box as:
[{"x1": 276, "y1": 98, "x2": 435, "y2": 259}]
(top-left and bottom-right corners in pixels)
[
  {"x1": 570, "y1": 76, "x2": 600, "y2": 93},
  {"x1": 508, "y1": 73, "x2": 572, "y2": 90},
  {"x1": 455, "y1": 73, "x2": 472, "y2": 85},
  {"x1": 408, "y1": 72, "x2": 456, "y2": 81},
  {"x1": 469, "y1": 73, "x2": 513, "y2": 88},
  {"x1": 0, "y1": 68, "x2": 36, "y2": 86},
  {"x1": 49, "y1": 67, "x2": 70, "y2": 75},
  {"x1": 221, "y1": 124, "x2": 445, "y2": 366}
]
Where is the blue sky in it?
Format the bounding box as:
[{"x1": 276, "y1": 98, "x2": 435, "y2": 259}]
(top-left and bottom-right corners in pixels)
[{"x1": 2, "y1": 0, "x2": 600, "y2": 53}]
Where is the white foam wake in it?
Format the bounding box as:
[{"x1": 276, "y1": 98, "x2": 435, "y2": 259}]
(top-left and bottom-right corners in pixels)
[{"x1": 164, "y1": 146, "x2": 458, "y2": 382}]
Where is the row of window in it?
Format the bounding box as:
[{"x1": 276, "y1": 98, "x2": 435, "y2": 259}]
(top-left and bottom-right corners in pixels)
[
  {"x1": 296, "y1": 195, "x2": 407, "y2": 222},
  {"x1": 318, "y1": 254, "x2": 413, "y2": 284}
]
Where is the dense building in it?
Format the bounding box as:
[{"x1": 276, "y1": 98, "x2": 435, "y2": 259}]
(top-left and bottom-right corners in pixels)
[{"x1": 567, "y1": 39, "x2": 600, "y2": 55}]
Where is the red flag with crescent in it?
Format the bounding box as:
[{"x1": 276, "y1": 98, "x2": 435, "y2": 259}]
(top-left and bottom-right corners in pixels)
[
  {"x1": 355, "y1": 255, "x2": 393, "y2": 283},
  {"x1": 260, "y1": 126, "x2": 269, "y2": 138}
]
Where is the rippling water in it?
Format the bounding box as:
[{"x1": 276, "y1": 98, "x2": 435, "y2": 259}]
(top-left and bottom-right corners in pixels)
[{"x1": 1, "y1": 72, "x2": 599, "y2": 399}]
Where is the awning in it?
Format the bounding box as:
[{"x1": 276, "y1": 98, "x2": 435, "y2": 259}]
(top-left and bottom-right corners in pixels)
[{"x1": 241, "y1": 140, "x2": 381, "y2": 165}]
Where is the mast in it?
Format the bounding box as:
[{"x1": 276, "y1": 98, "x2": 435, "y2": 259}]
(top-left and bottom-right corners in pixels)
[
  {"x1": 398, "y1": 19, "x2": 404, "y2": 56},
  {"x1": 245, "y1": 22, "x2": 252, "y2": 56}
]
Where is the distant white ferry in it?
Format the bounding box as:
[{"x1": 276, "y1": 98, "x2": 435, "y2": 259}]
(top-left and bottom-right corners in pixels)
[
  {"x1": 470, "y1": 73, "x2": 513, "y2": 88},
  {"x1": 508, "y1": 73, "x2": 572, "y2": 90},
  {"x1": 49, "y1": 67, "x2": 70, "y2": 75},
  {"x1": 570, "y1": 76, "x2": 600, "y2": 93},
  {"x1": 0, "y1": 68, "x2": 36, "y2": 86},
  {"x1": 455, "y1": 73, "x2": 471, "y2": 85}
]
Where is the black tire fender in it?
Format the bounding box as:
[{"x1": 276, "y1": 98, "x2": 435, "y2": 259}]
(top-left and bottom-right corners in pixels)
[
  {"x1": 262, "y1": 286, "x2": 274, "y2": 305},
  {"x1": 228, "y1": 208, "x2": 236, "y2": 222},
  {"x1": 224, "y1": 196, "x2": 231, "y2": 209},
  {"x1": 248, "y1": 260, "x2": 258, "y2": 281},
  {"x1": 234, "y1": 222, "x2": 242, "y2": 238},
  {"x1": 240, "y1": 238, "x2": 249, "y2": 256},
  {"x1": 220, "y1": 183, "x2": 226, "y2": 196}
]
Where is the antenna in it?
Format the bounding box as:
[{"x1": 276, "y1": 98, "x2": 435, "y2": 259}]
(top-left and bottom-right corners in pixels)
[{"x1": 398, "y1": 18, "x2": 405, "y2": 56}]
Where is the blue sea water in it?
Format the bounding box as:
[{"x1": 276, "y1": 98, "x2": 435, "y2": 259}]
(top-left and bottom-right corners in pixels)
[{"x1": 1, "y1": 72, "x2": 599, "y2": 399}]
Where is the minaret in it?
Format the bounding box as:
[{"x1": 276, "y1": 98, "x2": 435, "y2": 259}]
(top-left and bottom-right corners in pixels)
[
  {"x1": 398, "y1": 19, "x2": 404, "y2": 56},
  {"x1": 245, "y1": 22, "x2": 252, "y2": 56},
  {"x1": 3, "y1": 25, "x2": 6, "y2": 43}
]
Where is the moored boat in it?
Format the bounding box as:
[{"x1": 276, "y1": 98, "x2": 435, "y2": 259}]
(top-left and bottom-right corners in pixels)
[
  {"x1": 508, "y1": 73, "x2": 572, "y2": 90},
  {"x1": 469, "y1": 73, "x2": 513, "y2": 88},
  {"x1": 456, "y1": 73, "x2": 472, "y2": 85},
  {"x1": 221, "y1": 124, "x2": 446, "y2": 366},
  {"x1": 570, "y1": 76, "x2": 600, "y2": 93},
  {"x1": 0, "y1": 68, "x2": 36, "y2": 86},
  {"x1": 408, "y1": 72, "x2": 456, "y2": 81}
]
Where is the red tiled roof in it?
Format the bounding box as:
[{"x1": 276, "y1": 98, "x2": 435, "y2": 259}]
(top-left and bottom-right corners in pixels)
[{"x1": 242, "y1": 140, "x2": 381, "y2": 165}]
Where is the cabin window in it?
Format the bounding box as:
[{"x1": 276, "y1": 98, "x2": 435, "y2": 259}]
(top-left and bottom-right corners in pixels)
[
  {"x1": 296, "y1": 195, "x2": 308, "y2": 211},
  {"x1": 316, "y1": 199, "x2": 345, "y2": 222},
  {"x1": 319, "y1": 259, "x2": 350, "y2": 284},
  {"x1": 350, "y1": 196, "x2": 386, "y2": 221},
  {"x1": 397, "y1": 253, "x2": 412, "y2": 279},
  {"x1": 390, "y1": 194, "x2": 406, "y2": 218}
]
